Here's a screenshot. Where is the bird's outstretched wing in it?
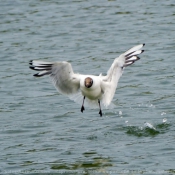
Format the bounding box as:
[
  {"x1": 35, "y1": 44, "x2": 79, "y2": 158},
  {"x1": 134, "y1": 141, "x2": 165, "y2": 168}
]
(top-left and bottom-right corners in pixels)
[
  {"x1": 101, "y1": 44, "x2": 145, "y2": 107},
  {"x1": 29, "y1": 60, "x2": 80, "y2": 95}
]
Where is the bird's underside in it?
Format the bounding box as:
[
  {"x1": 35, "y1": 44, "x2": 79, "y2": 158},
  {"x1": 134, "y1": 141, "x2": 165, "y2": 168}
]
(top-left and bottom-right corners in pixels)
[{"x1": 29, "y1": 44, "x2": 145, "y2": 117}]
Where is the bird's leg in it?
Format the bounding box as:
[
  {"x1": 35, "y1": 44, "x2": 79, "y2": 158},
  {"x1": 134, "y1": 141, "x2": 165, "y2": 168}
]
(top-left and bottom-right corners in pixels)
[
  {"x1": 81, "y1": 96, "x2": 85, "y2": 113},
  {"x1": 98, "y1": 99, "x2": 102, "y2": 117}
]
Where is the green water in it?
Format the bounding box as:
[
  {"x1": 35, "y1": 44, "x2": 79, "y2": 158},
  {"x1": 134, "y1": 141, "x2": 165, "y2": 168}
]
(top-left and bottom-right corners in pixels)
[{"x1": 0, "y1": 0, "x2": 175, "y2": 174}]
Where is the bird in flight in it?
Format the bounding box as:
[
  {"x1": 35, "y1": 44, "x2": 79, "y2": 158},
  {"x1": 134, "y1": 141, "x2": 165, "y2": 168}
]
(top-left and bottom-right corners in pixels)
[{"x1": 29, "y1": 44, "x2": 145, "y2": 117}]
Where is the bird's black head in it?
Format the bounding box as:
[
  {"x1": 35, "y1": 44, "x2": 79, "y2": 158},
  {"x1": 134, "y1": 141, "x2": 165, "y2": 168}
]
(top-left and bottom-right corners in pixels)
[{"x1": 84, "y1": 77, "x2": 93, "y2": 88}]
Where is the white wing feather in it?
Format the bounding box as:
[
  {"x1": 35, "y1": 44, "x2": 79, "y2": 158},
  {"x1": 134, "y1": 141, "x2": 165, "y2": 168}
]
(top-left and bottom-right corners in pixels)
[
  {"x1": 101, "y1": 55, "x2": 124, "y2": 107},
  {"x1": 101, "y1": 44, "x2": 145, "y2": 107},
  {"x1": 30, "y1": 60, "x2": 80, "y2": 95},
  {"x1": 51, "y1": 62, "x2": 80, "y2": 95}
]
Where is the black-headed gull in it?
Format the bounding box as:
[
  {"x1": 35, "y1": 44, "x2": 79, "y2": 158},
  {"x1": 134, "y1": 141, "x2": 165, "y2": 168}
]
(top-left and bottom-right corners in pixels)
[{"x1": 29, "y1": 44, "x2": 145, "y2": 116}]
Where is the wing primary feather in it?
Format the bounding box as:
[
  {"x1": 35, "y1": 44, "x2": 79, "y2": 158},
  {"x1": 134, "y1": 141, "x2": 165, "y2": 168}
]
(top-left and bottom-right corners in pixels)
[
  {"x1": 29, "y1": 66, "x2": 52, "y2": 71},
  {"x1": 125, "y1": 50, "x2": 144, "y2": 60},
  {"x1": 124, "y1": 44, "x2": 145, "y2": 56},
  {"x1": 125, "y1": 51, "x2": 135, "y2": 57},
  {"x1": 33, "y1": 71, "x2": 51, "y2": 77},
  {"x1": 125, "y1": 56, "x2": 140, "y2": 63},
  {"x1": 29, "y1": 60, "x2": 53, "y2": 76},
  {"x1": 123, "y1": 61, "x2": 135, "y2": 67}
]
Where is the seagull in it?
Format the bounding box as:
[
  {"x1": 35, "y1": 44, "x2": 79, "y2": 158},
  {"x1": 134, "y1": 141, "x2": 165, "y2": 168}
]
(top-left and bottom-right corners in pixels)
[{"x1": 29, "y1": 44, "x2": 145, "y2": 117}]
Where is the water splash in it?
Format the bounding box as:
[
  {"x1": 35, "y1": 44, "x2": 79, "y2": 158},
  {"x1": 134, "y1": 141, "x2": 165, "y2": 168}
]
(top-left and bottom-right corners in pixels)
[
  {"x1": 119, "y1": 111, "x2": 123, "y2": 118},
  {"x1": 125, "y1": 119, "x2": 171, "y2": 137},
  {"x1": 162, "y1": 118, "x2": 167, "y2": 123},
  {"x1": 144, "y1": 122, "x2": 156, "y2": 130},
  {"x1": 119, "y1": 111, "x2": 122, "y2": 115},
  {"x1": 161, "y1": 112, "x2": 166, "y2": 116}
]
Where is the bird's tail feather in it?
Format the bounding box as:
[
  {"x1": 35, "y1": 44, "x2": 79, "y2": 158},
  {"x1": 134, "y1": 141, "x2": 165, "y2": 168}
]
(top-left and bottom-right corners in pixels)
[{"x1": 29, "y1": 60, "x2": 53, "y2": 77}]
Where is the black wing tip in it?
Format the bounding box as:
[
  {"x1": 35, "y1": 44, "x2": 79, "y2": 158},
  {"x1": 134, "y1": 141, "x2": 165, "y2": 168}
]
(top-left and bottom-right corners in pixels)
[
  {"x1": 33, "y1": 73, "x2": 38, "y2": 77},
  {"x1": 143, "y1": 43, "x2": 145, "y2": 46},
  {"x1": 33, "y1": 73, "x2": 41, "y2": 77},
  {"x1": 33, "y1": 71, "x2": 51, "y2": 77},
  {"x1": 29, "y1": 66, "x2": 35, "y2": 70},
  {"x1": 125, "y1": 49, "x2": 144, "y2": 58},
  {"x1": 137, "y1": 56, "x2": 141, "y2": 60},
  {"x1": 29, "y1": 60, "x2": 33, "y2": 65}
]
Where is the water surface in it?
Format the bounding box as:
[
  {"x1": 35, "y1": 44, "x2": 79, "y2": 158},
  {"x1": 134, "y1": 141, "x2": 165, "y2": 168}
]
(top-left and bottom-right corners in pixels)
[{"x1": 0, "y1": 0, "x2": 175, "y2": 174}]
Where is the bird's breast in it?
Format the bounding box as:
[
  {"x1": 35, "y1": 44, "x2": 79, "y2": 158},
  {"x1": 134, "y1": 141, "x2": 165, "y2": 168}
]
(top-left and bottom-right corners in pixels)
[
  {"x1": 81, "y1": 86, "x2": 102, "y2": 100},
  {"x1": 80, "y1": 76, "x2": 102, "y2": 100}
]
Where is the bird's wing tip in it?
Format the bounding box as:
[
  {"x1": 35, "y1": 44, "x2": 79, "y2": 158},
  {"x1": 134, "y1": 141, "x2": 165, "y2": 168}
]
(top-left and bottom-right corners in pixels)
[{"x1": 29, "y1": 60, "x2": 33, "y2": 65}]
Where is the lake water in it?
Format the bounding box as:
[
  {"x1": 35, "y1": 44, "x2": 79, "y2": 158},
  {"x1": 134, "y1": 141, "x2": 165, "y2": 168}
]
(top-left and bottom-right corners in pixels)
[{"x1": 0, "y1": 0, "x2": 175, "y2": 174}]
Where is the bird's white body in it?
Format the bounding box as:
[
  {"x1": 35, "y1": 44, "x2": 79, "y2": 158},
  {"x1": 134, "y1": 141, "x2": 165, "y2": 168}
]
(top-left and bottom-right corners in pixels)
[
  {"x1": 80, "y1": 75, "x2": 102, "y2": 100},
  {"x1": 29, "y1": 44, "x2": 145, "y2": 116}
]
